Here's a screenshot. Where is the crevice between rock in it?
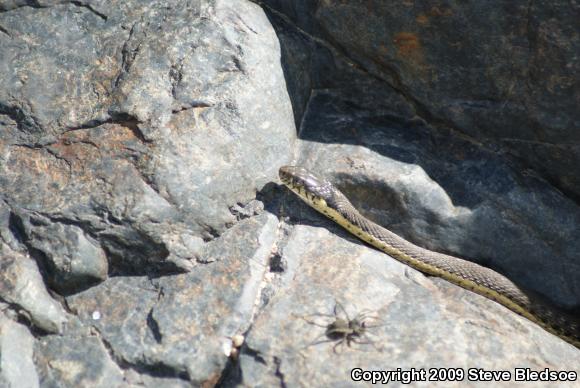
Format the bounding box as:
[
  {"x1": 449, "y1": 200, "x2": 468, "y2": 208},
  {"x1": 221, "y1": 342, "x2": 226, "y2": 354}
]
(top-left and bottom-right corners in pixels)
[
  {"x1": 92, "y1": 326, "x2": 190, "y2": 381},
  {"x1": 0, "y1": 102, "x2": 42, "y2": 133},
  {"x1": 63, "y1": 112, "x2": 147, "y2": 143},
  {"x1": 273, "y1": 356, "x2": 287, "y2": 388},
  {"x1": 69, "y1": 1, "x2": 108, "y2": 21},
  {"x1": 0, "y1": 23, "x2": 11, "y2": 37},
  {"x1": 113, "y1": 21, "x2": 143, "y2": 89},
  {"x1": 146, "y1": 309, "x2": 162, "y2": 344}
]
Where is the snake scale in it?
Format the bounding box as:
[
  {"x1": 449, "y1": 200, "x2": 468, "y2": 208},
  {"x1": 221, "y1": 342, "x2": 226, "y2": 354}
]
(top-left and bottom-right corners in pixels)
[{"x1": 279, "y1": 165, "x2": 580, "y2": 349}]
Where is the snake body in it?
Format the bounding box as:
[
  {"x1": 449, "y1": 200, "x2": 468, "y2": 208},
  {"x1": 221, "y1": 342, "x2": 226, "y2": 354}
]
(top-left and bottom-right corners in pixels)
[{"x1": 279, "y1": 165, "x2": 580, "y2": 349}]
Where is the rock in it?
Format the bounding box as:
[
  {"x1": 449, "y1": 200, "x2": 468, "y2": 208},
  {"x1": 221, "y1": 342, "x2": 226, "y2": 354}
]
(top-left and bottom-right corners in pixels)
[
  {"x1": 0, "y1": 200, "x2": 14, "y2": 249},
  {"x1": 65, "y1": 276, "x2": 160, "y2": 371},
  {"x1": 236, "y1": 2, "x2": 580, "y2": 384},
  {"x1": 0, "y1": 245, "x2": 68, "y2": 334},
  {"x1": 0, "y1": 313, "x2": 39, "y2": 388},
  {"x1": 238, "y1": 224, "x2": 580, "y2": 387},
  {"x1": 1, "y1": 0, "x2": 579, "y2": 386},
  {"x1": 0, "y1": 0, "x2": 294, "y2": 275},
  {"x1": 13, "y1": 212, "x2": 108, "y2": 294},
  {"x1": 122, "y1": 370, "x2": 193, "y2": 388},
  {"x1": 289, "y1": 85, "x2": 580, "y2": 309},
  {"x1": 259, "y1": 0, "x2": 580, "y2": 312},
  {"x1": 0, "y1": 0, "x2": 294, "y2": 384},
  {"x1": 261, "y1": 0, "x2": 580, "y2": 201},
  {"x1": 34, "y1": 335, "x2": 124, "y2": 388},
  {"x1": 66, "y1": 213, "x2": 278, "y2": 385}
]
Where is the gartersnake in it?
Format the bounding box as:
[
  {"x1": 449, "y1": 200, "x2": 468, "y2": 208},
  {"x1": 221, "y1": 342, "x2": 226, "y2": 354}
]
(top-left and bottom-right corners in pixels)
[{"x1": 279, "y1": 165, "x2": 580, "y2": 349}]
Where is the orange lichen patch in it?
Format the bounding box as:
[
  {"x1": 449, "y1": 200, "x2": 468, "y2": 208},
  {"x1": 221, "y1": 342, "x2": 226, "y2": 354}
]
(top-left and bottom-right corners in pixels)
[
  {"x1": 97, "y1": 124, "x2": 144, "y2": 153},
  {"x1": 416, "y1": 14, "x2": 430, "y2": 25},
  {"x1": 50, "y1": 124, "x2": 149, "y2": 193},
  {"x1": 3, "y1": 145, "x2": 71, "y2": 208},
  {"x1": 429, "y1": 6, "x2": 453, "y2": 17},
  {"x1": 393, "y1": 32, "x2": 423, "y2": 61},
  {"x1": 49, "y1": 137, "x2": 100, "y2": 166},
  {"x1": 5, "y1": 146, "x2": 68, "y2": 184},
  {"x1": 54, "y1": 124, "x2": 144, "y2": 160},
  {"x1": 377, "y1": 42, "x2": 389, "y2": 56},
  {"x1": 417, "y1": 6, "x2": 453, "y2": 26},
  {"x1": 3, "y1": 123, "x2": 148, "y2": 209}
]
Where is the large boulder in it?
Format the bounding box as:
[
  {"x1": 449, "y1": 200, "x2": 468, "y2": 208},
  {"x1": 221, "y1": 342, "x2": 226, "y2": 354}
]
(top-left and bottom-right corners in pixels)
[
  {"x1": 0, "y1": 0, "x2": 294, "y2": 385},
  {"x1": 263, "y1": 0, "x2": 580, "y2": 201}
]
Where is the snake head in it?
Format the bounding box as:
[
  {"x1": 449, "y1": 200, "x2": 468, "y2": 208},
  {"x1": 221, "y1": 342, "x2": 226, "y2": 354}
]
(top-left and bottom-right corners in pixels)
[{"x1": 279, "y1": 166, "x2": 335, "y2": 204}]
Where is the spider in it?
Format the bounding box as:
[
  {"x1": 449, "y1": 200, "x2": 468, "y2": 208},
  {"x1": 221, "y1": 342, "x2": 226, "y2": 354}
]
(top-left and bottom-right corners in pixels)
[{"x1": 301, "y1": 302, "x2": 383, "y2": 353}]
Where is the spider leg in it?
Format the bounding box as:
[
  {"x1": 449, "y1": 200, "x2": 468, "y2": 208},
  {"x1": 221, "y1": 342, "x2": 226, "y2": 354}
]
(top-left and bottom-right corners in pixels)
[
  {"x1": 347, "y1": 335, "x2": 355, "y2": 347},
  {"x1": 332, "y1": 338, "x2": 346, "y2": 354},
  {"x1": 351, "y1": 337, "x2": 374, "y2": 345},
  {"x1": 306, "y1": 334, "x2": 337, "y2": 348},
  {"x1": 357, "y1": 312, "x2": 377, "y2": 321},
  {"x1": 362, "y1": 321, "x2": 387, "y2": 331},
  {"x1": 301, "y1": 318, "x2": 330, "y2": 328},
  {"x1": 301, "y1": 312, "x2": 338, "y2": 319},
  {"x1": 356, "y1": 310, "x2": 384, "y2": 324},
  {"x1": 334, "y1": 301, "x2": 350, "y2": 321},
  {"x1": 357, "y1": 309, "x2": 376, "y2": 317},
  {"x1": 352, "y1": 333, "x2": 383, "y2": 351}
]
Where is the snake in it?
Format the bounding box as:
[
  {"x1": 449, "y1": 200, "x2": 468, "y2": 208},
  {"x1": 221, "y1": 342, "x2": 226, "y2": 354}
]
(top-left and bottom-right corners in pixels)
[{"x1": 279, "y1": 165, "x2": 580, "y2": 349}]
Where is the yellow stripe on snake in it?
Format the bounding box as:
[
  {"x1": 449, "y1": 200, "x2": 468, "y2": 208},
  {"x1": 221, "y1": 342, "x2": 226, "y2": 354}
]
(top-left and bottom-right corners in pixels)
[{"x1": 279, "y1": 166, "x2": 580, "y2": 349}]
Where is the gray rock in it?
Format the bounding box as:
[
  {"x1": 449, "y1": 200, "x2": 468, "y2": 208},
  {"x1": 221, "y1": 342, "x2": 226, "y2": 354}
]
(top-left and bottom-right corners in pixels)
[
  {"x1": 239, "y1": 224, "x2": 580, "y2": 387},
  {"x1": 0, "y1": 0, "x2": 296, "y2": 383},
  {"x1": 122, "y1": 369, "x2": 193, "y2": 388},
  {"x1": 1, "y1": 0, "x2": 578, "y2": 386},
  {"x1": 14, "y1": 212, "x2": 108, "y2": 294},
  {"x1": 0, "y1": 0, "x2": 294, "y2": 275},
  {"x1": 67, "y1": 213, "x2": 278, "y2": 385},
  {"x1": 0, "y1": 314, "x2": 39, "y2": 388},
  {"x1": 34, "y1": 335, "x2": 124, "y2": 388},
  {"x1": 0, "y1": 200, "x2": 19, "y2": 250},
  {"x1": 290, "y1": 87, "x2": 580, "y2": 309},
  {"x1": 0, "y1": 245, "x2": 68, "y2": 334},
  {"x1": 235, "y1": 3, "x2": 580, "y2": 384},
  {"x1": 261, "y1": 0, "x2": 580, "y2": 201},
  {"x1": 65, "y1": 276, "x2": 160, "y2": 371},
  {"x1": 259, "y1": 0, "x2": 580, "y2": 312}
]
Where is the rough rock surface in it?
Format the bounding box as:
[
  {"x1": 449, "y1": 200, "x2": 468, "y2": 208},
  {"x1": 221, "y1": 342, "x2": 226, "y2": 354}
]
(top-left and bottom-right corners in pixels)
[
  {"x1": 235, "y1": 224, "x2": 579, "y2": 387},
  {"x1": 261, "y1": 0, "x2": 580, "y2": 202},
  {"x1": 258, "y1": 0, "x2": 580, "y2": 311},
  {"x1": 0, "y1": 244, "x2": 69, "y2": 333},
  {"x1": 0, "y1": 0, "x2": 294, "y2": 385},
  {"x1": 35, "y1": 334, "x2": 125, "y2": 388},
  {"x1": 0, "y1": 0, "x2": 579, "y2": 387},
  {"x1": 0, "y1": 0, "x2": 293, "y2": 275},
  {"x1": 293, "y1": 87, "x2": 580, "y2": 309},
  {"x1": 0, "y1": 313, "x2": 40, "y2": 388},
  {"x1": 67, "y1": 213, "x2": 277, "y2": 384}
]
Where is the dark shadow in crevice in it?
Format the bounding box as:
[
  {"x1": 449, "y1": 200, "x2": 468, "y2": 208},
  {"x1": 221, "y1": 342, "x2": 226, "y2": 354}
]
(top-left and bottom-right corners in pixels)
[
  {"x1": 260, "y1": 2, "x2": 580, "y2": 207},
  {"x1": 96, "y1": 330, "x2": 191, "y2": 381}
]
